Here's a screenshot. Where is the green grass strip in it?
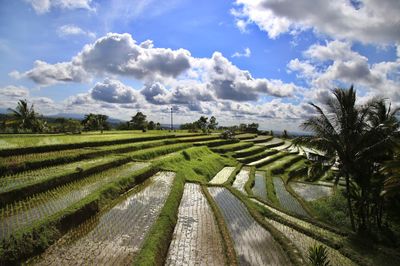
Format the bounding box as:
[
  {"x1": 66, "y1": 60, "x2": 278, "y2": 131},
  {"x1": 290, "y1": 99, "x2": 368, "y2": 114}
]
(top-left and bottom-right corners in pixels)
[
  {"x1": 211, "y1": 142, "x2": 253, "y2": 153},
  {"x1": 133, "y1": 147, "x2": 236, "y2": 265},
  {"x1": 234, "y1": 145, "x2": 266, "y2": 158},
  {"x1": 238, "y1": 149, "x2": 279, "y2": 164}
]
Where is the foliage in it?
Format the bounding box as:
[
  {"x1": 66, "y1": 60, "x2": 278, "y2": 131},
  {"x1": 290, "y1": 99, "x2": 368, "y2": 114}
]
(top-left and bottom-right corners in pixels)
[
  {"x1": 220, "y1": 129, "x2": 235, "y2": 140},
  {"x1": 239, "y1": 123, "x2": 259, "y2": 133},
  {"x1": 130, "y1": 112, "x2": 148, "y2": 130},
  {"x1": 308, "y1": 244, "x2": 331, "y2": 266},
  {"x1": 294, "y1": 86, "x2": 399, "y2": 233},
  {"x1": 7, "y1": 99, "x2": 45, "y2": 133},
  {"x1": 53, "y1": 118, "x2": 82, "y2": 133},
  {"x1": 82, "y1": 113, "x2": 110, "y2": 133}
]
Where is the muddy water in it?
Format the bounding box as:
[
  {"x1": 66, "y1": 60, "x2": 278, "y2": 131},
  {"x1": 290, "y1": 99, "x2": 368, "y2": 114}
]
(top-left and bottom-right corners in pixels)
[
  {"x1": 273, "y1": 177, "x2": 309, "y2": 218},
  {"x1": 253, "y1": 171, "x2": 268, "y2": 201},
  {"x1": 28, "y1": 171, "x2": 175, "y2": 266},
  {"x1": 165, "y1": 183, "x2": 225, "y2": 266},
  {"x1": 232, "y1": 167, "x2": 250, "y2": 194},
  {"x1": 209, "y1": 167, "x2": 236, "y2": 184},
  {"x1": 0, "y1": 162, "x2": 150, "y2": 240},
  {"x1": 290, "y1": 182, "x2": 332, "y2": 201},
  {"x1": 208, "y1": 187, "x2": 291, "y2": 266}
]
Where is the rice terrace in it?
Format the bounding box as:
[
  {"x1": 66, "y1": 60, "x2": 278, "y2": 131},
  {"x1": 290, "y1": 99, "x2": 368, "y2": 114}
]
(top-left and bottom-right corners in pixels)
[{"x1": 1, "y1": 1, "x2": 400, "y2": 265}]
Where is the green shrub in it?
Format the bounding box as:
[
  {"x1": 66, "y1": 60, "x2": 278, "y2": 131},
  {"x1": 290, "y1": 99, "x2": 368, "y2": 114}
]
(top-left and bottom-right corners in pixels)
[{"x1": 308, "y1": 244, "x2": 330, "y2": 266}]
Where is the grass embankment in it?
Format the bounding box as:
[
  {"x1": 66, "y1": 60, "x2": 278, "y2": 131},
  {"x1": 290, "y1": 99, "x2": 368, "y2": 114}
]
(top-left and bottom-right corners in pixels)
[
  {"x1": 0, "y1": 134, "x2": 180, "y2": 156},
  {"x1": 0, "y1": 134, "x2": 217, "y2": 175},
  {"x1": 234, "y1": 145, "x2": 266, "y2": 158},
  {"x1": 234, "y1": 133, "x2": 257, "y2": 140},
  {"x1": 238, "y1": 149, "x2": 278, "y2": 164},
  {"x1": 211, "y1": 141, "x2": 254, "y2": 153},
  {"x1": 133, "y1": 147, "x2": 236, "y2": 266},
  {"x1": 0, "y1": 143, "x2": 193, "y2": 206}
]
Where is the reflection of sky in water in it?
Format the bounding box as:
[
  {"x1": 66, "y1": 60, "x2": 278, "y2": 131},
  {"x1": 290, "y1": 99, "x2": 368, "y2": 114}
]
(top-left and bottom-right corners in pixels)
[
  {"x1": 31, "y1": 172, "x2": 175, "y2": 265},
  {"x1": 290, "y1": 182, "x2": 332, "y2": 201},
  {"x1": 209, "y1": 187, "x2": 290, "y2": 266}
]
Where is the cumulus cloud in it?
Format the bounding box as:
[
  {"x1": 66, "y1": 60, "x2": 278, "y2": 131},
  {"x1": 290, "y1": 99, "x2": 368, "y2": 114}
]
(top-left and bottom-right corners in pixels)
[
  {"x1": 232, "y1": 47, "x2": 251, "y2": 58},
  {"x1": 90, "y1": 78, "x2": 142, "y2": 104},
  {"x1": 232, "y1": 0, "x2": 400, "y2": 45},
  {"x1": 288, "y1": 40, "x2": 400, "y2": 105},
  {"x1": 13, "y1": 33, "x2": 297, "y2": 104},
  {"x1": 14, "y1": 33, "x2": 192, "y2": 86},
  {"x1": 26, "y1": 0, "x2": 94, "y2": 14},
  {"x1": 0, "y1": 85, "x2": 58, "y2": 114},
  {"x1": 199, "y1": 52, "x2": 296, "y2": 101},
  {"x1": 57, "y1": 25, "x2": 96, "y2": 38}
]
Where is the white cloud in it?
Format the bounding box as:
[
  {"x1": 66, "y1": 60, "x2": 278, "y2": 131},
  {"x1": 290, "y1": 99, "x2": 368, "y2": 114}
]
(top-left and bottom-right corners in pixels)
[
  {"x1": 90, "y1": 78, "x2": 142, "y2": 104},
  {"x1": 232, "y1": 0, "x2": 400, "y2": 45},
  {"x1": 288, "y1": 40, "x2": 400, "y2": 105},
  {"x1": 26, "y1": 0, "x2": 94, "y2": 14},
  {"x1": 232, "y1": 47, "x2": 251, "y2": 58},
  {"x1": 57, "y1": 25, "x2": 96, "y2": 38}
]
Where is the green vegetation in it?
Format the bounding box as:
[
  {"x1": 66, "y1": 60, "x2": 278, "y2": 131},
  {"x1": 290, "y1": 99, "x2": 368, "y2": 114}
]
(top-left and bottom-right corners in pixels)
[
  {"x1": 308, "y1": 244, "x2": 331, "y2": 266},
  {"x1": 234, "y1": 145, "x2": 266, "y2": 158},
  {"x1": 294, "y1": 86, "x2": 399, "y2": 234},
  {"x1": 211, "y1": 141, "x2": 253, "y2": 153},
  {"x1": 133, "y1": 147, "x2": 235, "y2": 265}
]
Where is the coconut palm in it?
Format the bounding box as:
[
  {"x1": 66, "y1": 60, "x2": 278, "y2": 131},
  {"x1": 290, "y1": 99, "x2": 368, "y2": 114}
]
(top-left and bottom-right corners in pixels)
[
  {"x1": 8, "y1": 99, "x2": 41, "y2": 132},
  {"x1": 295, "y1": 87, "x2": 399, "y2": 232}
]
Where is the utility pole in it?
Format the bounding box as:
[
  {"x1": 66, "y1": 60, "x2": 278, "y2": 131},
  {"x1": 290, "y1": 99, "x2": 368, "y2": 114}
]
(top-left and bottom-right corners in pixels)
[{"x1": 170, "y1": 107, "x2": 173, "y2": 131}]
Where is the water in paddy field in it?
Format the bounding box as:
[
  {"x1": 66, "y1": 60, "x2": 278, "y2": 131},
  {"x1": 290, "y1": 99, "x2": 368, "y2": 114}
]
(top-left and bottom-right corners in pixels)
[
  {"x1": 253, "y1": 171, "x2": 268, "y2": 201},
  {"x1": 27, "y1": 171, "x2": 175, "y2": 266}
]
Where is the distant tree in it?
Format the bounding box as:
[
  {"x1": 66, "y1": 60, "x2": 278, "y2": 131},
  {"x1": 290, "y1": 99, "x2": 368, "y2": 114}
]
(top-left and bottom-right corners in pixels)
[
  {"x1": 148, "y1": 121, "x2": 155, "y2": 130},
  {"x1": 246, "y1": 123, "x2": 259, "y2": 133},
  {"x1": 130, "y1": 112, "x2": 147, "y2": 130},
  {"x1": 209, "y1": 116, "x2": 218, "y2": 130},
  {"x1": 239, "y1": 123, "x2": 247, "y2": 132},
  {"x1": 270, "y1": 130, "x2": 274, "y2": 136},
  {"x1": 197, "y1": 116, "x2": 209, "y2": 133},
  {"x1": 282, "y1": 129, "x2": 289, "y2": 139},
  {"x1": 180, "y1": 122, "x2": 198, "y2": 132},
  {"x1": 82, "y1": 113, "x2": 109, "y2": 133},
  {"x1": 8, "y1": 99, "x2": 44, "y2": 132},
  {"x1": 156, "y1": 122, "x2": 161, "y2": 130}
]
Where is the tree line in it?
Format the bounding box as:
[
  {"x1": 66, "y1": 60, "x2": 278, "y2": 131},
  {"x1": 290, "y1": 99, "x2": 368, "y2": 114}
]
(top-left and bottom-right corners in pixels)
[{"x1": 0, "y1": 100, "x2": 164, "y2": 133}]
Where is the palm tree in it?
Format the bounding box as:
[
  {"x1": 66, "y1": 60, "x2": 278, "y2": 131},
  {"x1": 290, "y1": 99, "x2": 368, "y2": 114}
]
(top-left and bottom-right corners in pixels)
[
  {"x1": 295, "y1": 87, "x2": 399, "y2": 232},
  {"x1": 8, "y1": 99, "x2": 40, "y2": 132}
]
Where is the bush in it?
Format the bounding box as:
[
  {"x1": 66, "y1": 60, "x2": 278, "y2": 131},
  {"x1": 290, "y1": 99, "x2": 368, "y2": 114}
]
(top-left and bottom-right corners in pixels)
[
  {"x1": 220, "y1": 130, "x2": 235, "y2": 140},
  {"x1": 308, "y1": 244, "x2": 330, "y2": 266}
]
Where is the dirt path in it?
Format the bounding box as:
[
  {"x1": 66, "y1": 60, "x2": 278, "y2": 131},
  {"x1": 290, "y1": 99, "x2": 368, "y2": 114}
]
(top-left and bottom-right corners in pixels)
[
  {"x1": 253, "y1": 171, "x2": 268, "y2": 201},
  {"x1": 232, "y1": 167, "x2": 250, "y2": 194},
  {"x1": 165, "y1": 183, "x2": 225, "y2": 266},
  {"x1": 29, "y1": 171, "x2": 175, "y2": 265},
  {"x1": 208, "y1": 187, "x2": 291, "y2": 266},
  {"x1": 209, "y1": 167, "x2": 236, "y2": 184}
]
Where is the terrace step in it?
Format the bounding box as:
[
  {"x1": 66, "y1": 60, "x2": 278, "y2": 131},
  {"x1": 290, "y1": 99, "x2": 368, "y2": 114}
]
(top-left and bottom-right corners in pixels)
[
  {"x1": 232, "y1": 167, "x2": 250, "y2": 194},
  {"x1": 208, "y1": 187, "x2": 291, "y2": 266},
  {"x1": 0, "y1": 162, "x2": 150, "y2": 240},
  {"x1": 28, "y1": 171, "x2": 175, "y2": 265},
  {"x1": 252, "y1": 171, "x2": 268, "y2": 201}
]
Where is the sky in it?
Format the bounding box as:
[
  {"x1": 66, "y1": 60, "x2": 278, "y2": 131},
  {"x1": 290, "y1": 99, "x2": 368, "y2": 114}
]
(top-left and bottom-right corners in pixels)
[{"x1": 0, "y1": 0, "x2": 399, "y2": 131}]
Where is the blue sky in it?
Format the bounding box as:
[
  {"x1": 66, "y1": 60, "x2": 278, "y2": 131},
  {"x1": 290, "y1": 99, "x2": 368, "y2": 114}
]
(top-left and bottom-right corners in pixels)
[{"x1": 0, "y1": 0, "x2": 399, "y2": 131}]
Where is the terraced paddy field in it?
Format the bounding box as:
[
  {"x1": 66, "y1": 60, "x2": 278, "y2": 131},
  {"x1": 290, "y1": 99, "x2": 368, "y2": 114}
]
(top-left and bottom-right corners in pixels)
[
  {"x1": 252, "y1": 171, "x2": 268, "y2": 201},
  {"x1": 165, "y1": 183, "x2": 225, "y2": 266},
  {"x1": 208, "y1": 187, "x2": 291, "y2": 265},
  {"x1": 1, "y1": 132, "x2": 397, "y2": 265},
  {"x1": 29, "y1": 171, "x2": 175, "y2": 265},
  {"x1": 290, "y1": 182, "x2": 333, "y2": 201}
]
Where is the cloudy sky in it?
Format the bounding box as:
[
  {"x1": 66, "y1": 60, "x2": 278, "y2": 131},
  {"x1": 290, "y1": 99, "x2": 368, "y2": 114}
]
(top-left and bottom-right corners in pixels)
[{"x1": 0, "y1": 0, "x2": 399, "y2": 131}]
